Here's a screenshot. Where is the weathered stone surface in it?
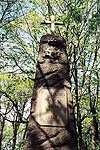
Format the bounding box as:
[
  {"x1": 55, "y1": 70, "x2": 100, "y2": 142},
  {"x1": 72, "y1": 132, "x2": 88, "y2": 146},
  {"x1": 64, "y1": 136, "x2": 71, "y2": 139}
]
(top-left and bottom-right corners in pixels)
[
  {"x1": 25, "y1": 34, "x2": 77, "y2": 150},
  {"x1": 34, "y1": 87, "x2": 67, "y2": 126}
]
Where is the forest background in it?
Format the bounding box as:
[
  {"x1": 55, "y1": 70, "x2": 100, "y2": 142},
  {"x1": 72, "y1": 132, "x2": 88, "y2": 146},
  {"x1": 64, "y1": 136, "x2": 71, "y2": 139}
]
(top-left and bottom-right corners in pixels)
[{"x1": 0, "y1": 0, "x2": 100, "y2": 149}]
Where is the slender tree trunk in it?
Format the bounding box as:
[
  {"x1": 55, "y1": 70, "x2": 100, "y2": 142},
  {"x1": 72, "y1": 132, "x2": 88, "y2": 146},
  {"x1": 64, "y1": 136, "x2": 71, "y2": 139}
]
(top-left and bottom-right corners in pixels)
[
  {"x1": 73, "y1": 46, "x2": 83, "y2": 150},
  {"x1": 0, "y1": 104, "x2": 1, "y2": 150},
  {"x1": 12, "y1": 121, "x2": 19, "y2": 150},
  {"x1": 88, "y1": 75, "x2": 99, "y2": 150},
  {"x1": 91, "y1": 120, "x2": 95, "y2": 150},
  {"x1": 0, "y1": 116, "x2": 5, "y2": 150}
]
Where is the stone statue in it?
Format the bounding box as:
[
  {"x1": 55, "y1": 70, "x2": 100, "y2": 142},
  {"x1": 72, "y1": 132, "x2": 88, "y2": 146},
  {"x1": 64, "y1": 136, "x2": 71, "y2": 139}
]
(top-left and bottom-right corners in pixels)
[{"x1": 25, "y1": 16, "x2": 77, "y2": 150}]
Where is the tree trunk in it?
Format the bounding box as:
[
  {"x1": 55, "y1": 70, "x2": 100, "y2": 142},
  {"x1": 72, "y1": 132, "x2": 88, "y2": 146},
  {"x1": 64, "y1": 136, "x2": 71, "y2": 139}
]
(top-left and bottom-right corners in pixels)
[
  {"x1": 91, "y1": 119, "x2": 95, "y2": 150},
  {"x1": 0, "y1": 116, "x2": 5, "y2": 150}
]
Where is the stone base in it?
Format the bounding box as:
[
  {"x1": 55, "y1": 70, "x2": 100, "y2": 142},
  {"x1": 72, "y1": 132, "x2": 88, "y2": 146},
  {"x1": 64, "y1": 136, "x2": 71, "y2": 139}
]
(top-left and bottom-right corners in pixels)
[{"x1": 25, "y1": 115, "x2": 77, "y2": 150}]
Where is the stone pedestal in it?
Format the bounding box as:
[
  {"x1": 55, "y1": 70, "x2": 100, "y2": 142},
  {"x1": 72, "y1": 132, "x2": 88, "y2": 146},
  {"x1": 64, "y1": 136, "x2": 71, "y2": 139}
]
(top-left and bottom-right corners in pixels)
[{"x1": 25, "y1": 34, "x2": 77, "y2": 150}]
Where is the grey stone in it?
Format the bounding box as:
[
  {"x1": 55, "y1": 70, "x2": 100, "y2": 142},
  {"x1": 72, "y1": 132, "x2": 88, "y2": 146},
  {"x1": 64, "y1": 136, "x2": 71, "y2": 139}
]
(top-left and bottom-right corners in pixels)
[{"x1": 25, "y1": 34, "x2": 77, "y2": 150}]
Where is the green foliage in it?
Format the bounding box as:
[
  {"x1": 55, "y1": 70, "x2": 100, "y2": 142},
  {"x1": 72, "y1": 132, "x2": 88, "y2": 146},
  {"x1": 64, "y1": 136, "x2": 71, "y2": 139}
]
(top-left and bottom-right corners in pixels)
[{"x1": 0, "y1": 0, "x2": 100, "y2": 149}]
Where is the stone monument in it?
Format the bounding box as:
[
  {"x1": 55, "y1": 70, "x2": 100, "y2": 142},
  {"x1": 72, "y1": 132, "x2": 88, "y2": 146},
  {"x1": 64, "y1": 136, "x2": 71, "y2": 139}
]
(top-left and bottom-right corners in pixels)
[{"x1": 25, "y1": 16, "x2": 77, "y2": 150}]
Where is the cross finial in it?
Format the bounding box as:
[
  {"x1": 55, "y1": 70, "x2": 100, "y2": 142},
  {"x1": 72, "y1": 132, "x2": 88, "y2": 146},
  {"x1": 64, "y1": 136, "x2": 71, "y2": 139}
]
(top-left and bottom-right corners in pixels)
[{"x1": 41, "y1": 15, "x2": 64, "y2": 34}]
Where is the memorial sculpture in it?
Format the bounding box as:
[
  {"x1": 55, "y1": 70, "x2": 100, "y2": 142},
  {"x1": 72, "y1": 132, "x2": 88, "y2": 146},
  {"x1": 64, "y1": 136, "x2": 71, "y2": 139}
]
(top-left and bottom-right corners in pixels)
[{"x1": 25, "y1": 15, "x2": 77, "y2": 150}]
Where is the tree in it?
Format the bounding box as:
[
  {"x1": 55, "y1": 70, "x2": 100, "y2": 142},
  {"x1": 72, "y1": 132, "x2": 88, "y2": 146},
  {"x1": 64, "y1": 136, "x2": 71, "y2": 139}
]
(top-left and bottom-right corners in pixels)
[
  {"x1": 0, "y1": 1, "x2": 35, "y2": 149},
  {"x1": 0, "y1": 0, "x2": 100, "y2": 149}
]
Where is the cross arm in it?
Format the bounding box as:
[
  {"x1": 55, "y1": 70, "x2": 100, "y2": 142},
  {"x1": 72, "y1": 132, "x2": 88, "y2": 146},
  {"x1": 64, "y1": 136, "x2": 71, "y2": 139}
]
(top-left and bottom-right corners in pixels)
[
  {"x1": 41, "y1": 21, "x2": 51, "y2": 24},
  {"x1": 55, "y1": 22, "x2": 64, "y2": 25},
  {"x1": 41, "y1": 21, "x2": 64, "y2": 25}
]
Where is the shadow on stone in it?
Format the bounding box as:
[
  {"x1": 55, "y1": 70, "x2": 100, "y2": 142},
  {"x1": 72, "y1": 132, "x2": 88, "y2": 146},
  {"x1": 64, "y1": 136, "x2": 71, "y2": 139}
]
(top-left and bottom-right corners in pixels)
[{"x1": 25, "y1": 34, "x2": 77, "y2": 150}]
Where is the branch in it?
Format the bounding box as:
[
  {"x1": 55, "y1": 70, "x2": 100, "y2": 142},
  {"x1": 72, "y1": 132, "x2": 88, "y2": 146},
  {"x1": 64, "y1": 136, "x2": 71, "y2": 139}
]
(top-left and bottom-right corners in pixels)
[
  {"x1": 81, "y1": 115, "x2": 87, "y2": 122},
  {"x1": 0, "y1": 90, "x2": 22, "y2": 121},
  {"x1": 0, "y1": 1, "x2": 10, "y2": 23},
  {"x1": 12, "y1": 57, "x2": 35, "y2": 81},
  {"x1": 47, "y1": 0, "x2": 54, "y2": 15}
]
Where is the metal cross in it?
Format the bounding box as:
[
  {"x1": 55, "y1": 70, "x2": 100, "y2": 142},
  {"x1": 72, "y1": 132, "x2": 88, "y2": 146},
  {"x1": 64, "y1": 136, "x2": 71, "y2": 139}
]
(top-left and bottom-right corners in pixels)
[{"x1": 41, "y1": 15, "x2": 64, "y2": 34}]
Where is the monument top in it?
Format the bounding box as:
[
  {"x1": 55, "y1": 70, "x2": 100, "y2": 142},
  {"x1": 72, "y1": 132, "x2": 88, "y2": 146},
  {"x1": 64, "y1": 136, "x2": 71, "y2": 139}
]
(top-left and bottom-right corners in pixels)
[
  {"x1": 40, "y1": 34, "x2": 66, "y2": 47},
  {"x1": 41, "y1": 15, "x2": 64, "y2": 34}
]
